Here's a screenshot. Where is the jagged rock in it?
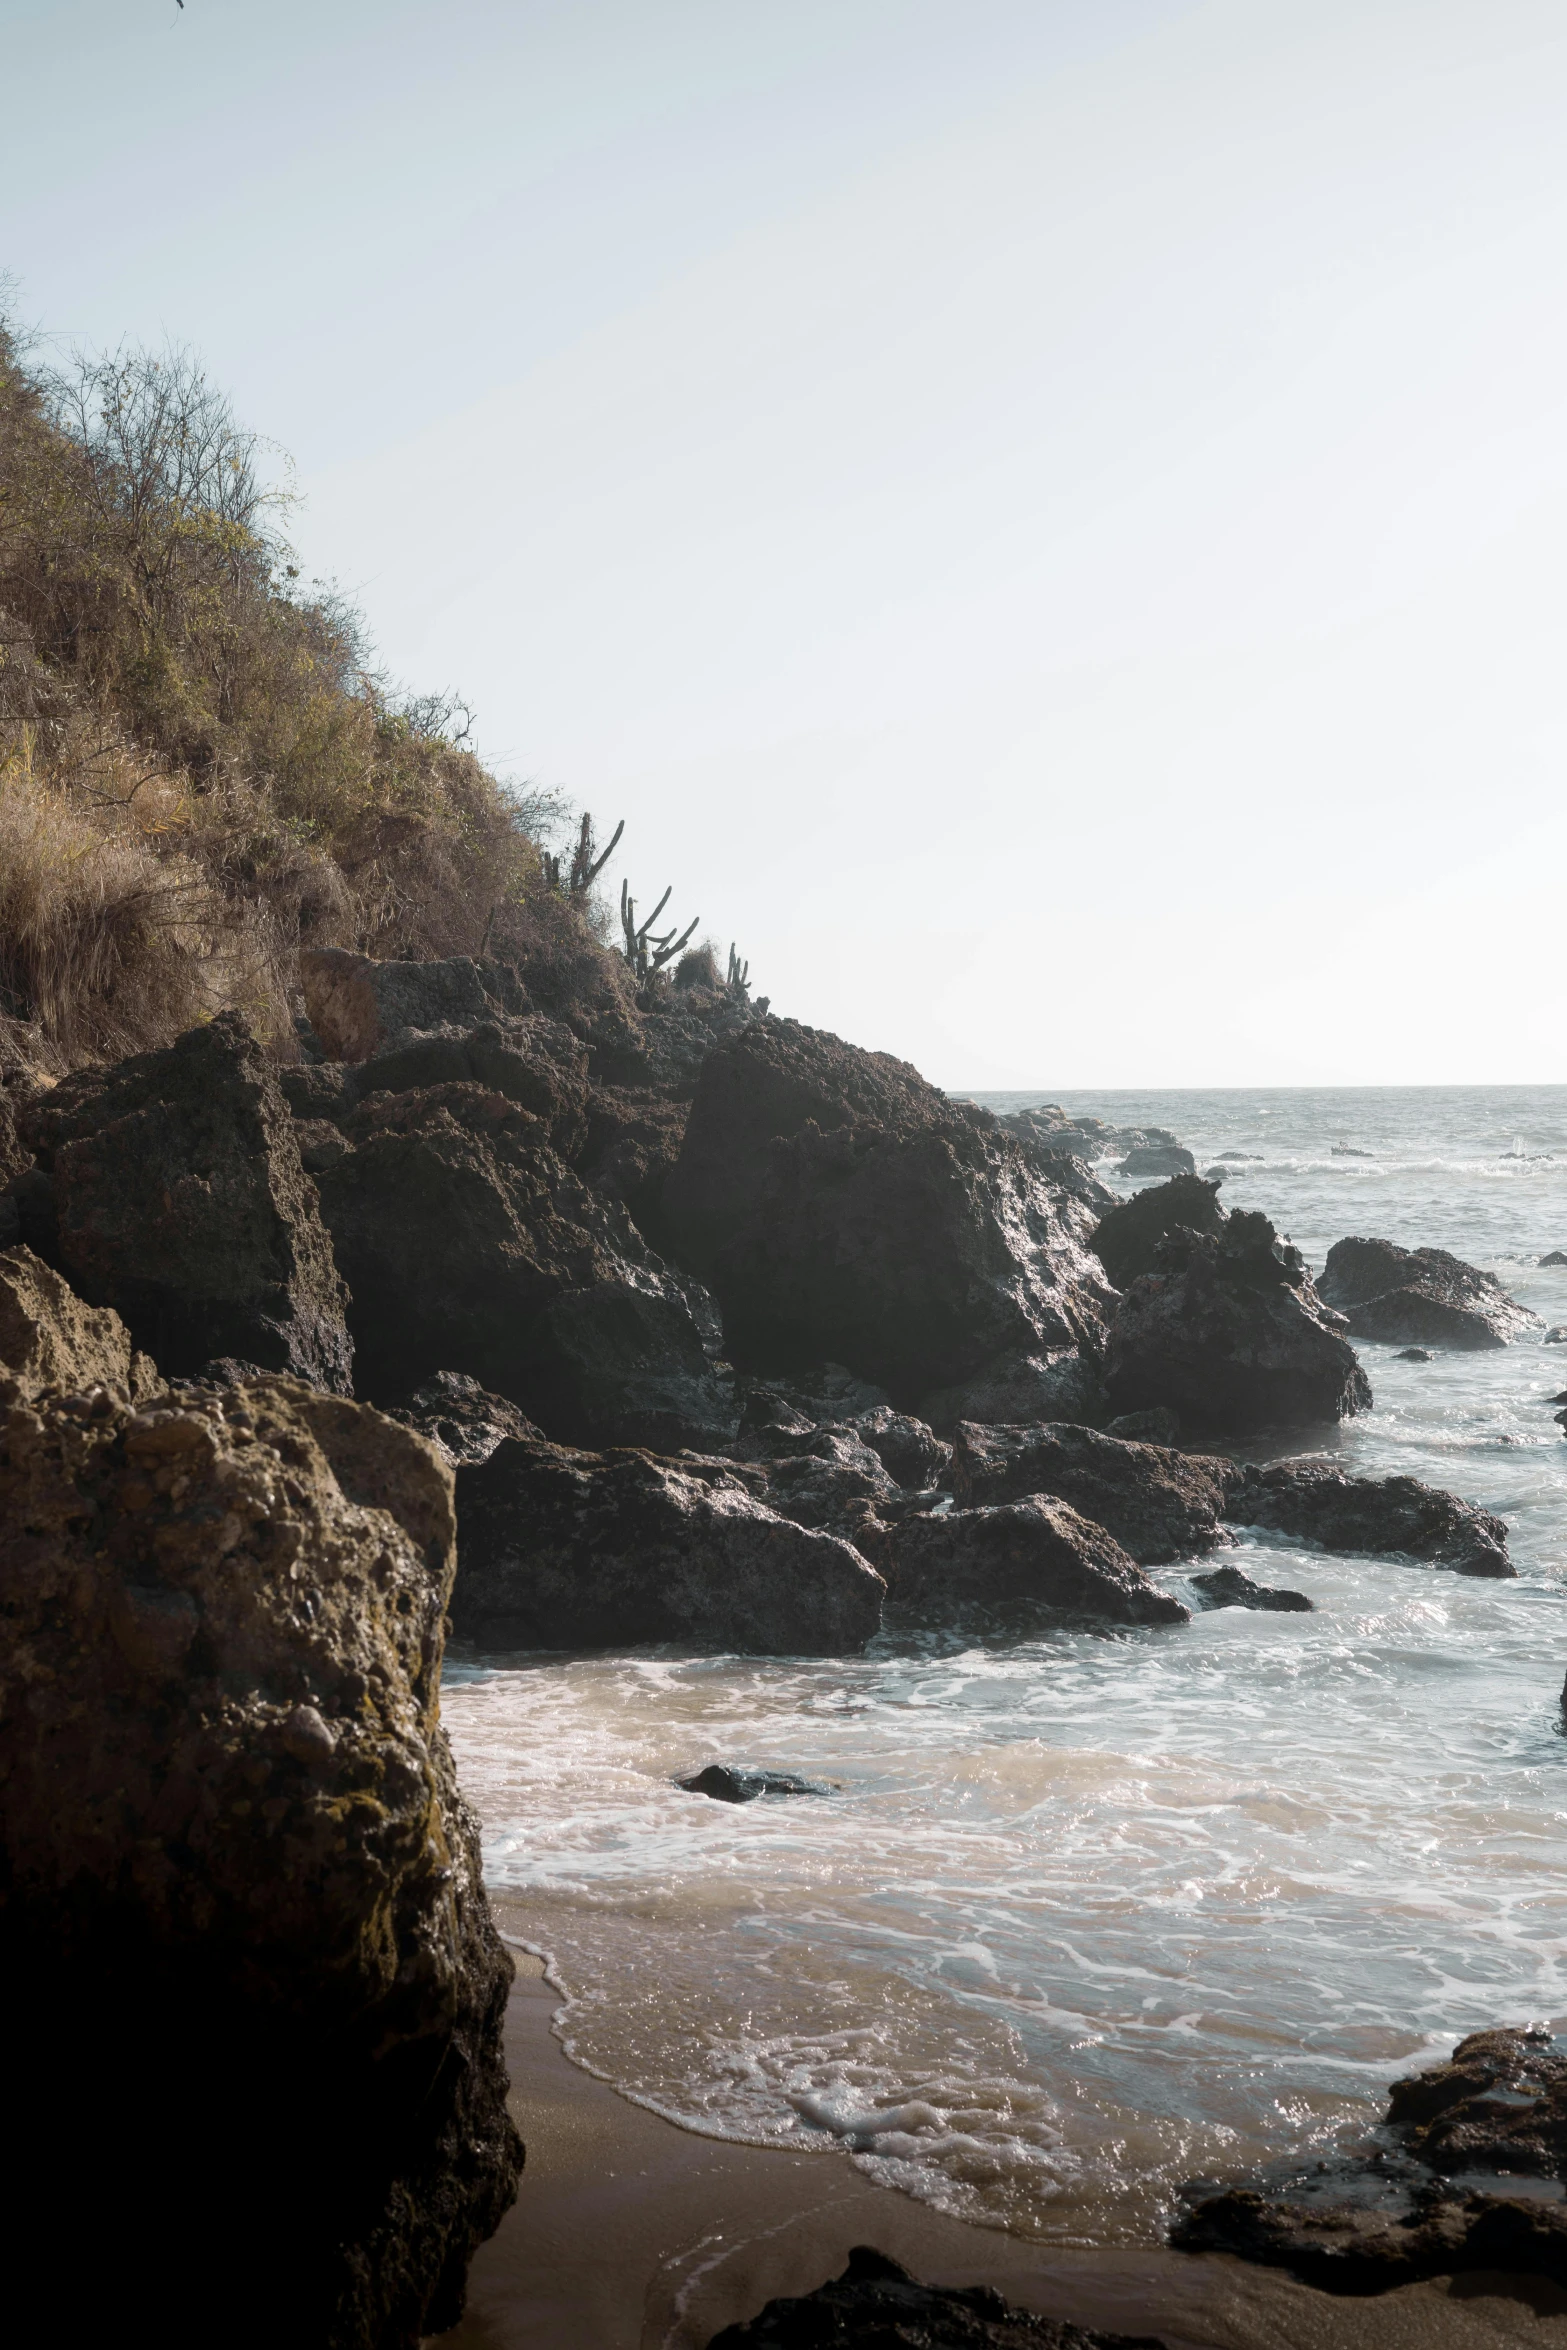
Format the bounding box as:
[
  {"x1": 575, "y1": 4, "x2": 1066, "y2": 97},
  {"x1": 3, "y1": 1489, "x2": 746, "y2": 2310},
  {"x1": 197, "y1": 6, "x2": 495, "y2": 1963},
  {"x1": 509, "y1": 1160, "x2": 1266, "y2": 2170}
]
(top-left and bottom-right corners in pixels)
[
  {"x1": 949, "y1": 1421, "x2": 1233, "y2": 1564},
  {"x1": 1105, "y1": 1406, "x2": 1181, "y2": 1444},
  {"x1": 350, "y1": 1018, "x2": 590, "y2": 1157},
  {"x1": 386, "y1": 1369, "x2": 542, "y2": 1465},
  {"x1": 1190, "y1": 1564, "x2": 1312, "y2": 1612},
  {"x1": 314, "y1": 1081, "x2": 735, "y2": 1447},
  {"x1": 1117, "y1": 1144, "x2": 1197, "y2": 1178},
  {"x1": 298, "y1": 946, "x2": 528, "y2": 1061},
  {"x1": 1090, "y1": 1174, "x2": 1226, "y2": 1291},
  {"x1": 920, "y1": 1346, "x2": 1107, "y2": 1438},
  {"x1": 758, "y1": 1427, "x2": 900, "y2": 1547},
  {"x1": 1541, "y1": 1251, "x2": 1567, "y2": 1268},
  {"x1": 293, "y1": 1116, "x2": 350, "y2": 1173},
  {"x1": 663, "y1": 1017, "x2": 946, "y2": 1276},
  {"x1": 1104, "y1": 1213, "x2": 1371, "y2": 1434},
  {"x1": 1228, "y1": 1460, "x2": 1513, "y2": 1577},
  {"x1": 851, "y1": 1404, "x2": 951, "y2": 1489},
  {"x1": 0, "y1": 1244, "x2": 160, "y2": 1406},
  {"x1": 6, "y1": 1015, "x2": 353, "y2": 1392},
  {"x1": 882, "y1": 1497, "x2": 1189, "y2": 1629},
  {"x1": 452, "y1": 1436, "x2": 885, "y2": 1653},
  {"x1": 576, "y1": 1082, "x2": 689, "y2": 1235},
  {"x1": 0, "y1": 1376, "x2": 521, "y2": 2344},
  {"x1": 709, "y1": 2245, "x2": 1169, "y2": 2347},
  {"x1": 1173, "y1": 2027, "x2": 1567, "y2": 2296},
  {"x1": 1318, "y1": 1237, "x2": 1541, "y2": 1351},
  {"x1": 677, "y1": 1765, "x2": 830, "y2": 1802}
]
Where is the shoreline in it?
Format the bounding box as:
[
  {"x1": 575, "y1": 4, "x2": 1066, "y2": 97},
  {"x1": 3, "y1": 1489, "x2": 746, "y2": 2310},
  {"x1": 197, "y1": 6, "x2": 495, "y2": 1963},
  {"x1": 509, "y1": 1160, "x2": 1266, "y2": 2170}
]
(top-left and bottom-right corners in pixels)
[{"x1": 433, "y1": 1930, "x2": 1567, "y2": 2350}]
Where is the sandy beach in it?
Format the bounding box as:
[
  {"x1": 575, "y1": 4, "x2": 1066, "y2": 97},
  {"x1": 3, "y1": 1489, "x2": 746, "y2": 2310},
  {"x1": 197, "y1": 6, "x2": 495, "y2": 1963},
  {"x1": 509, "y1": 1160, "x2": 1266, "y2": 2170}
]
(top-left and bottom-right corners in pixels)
[{"x1": 433, "y1": 1931, "x2": 1567, "y2": 2350}]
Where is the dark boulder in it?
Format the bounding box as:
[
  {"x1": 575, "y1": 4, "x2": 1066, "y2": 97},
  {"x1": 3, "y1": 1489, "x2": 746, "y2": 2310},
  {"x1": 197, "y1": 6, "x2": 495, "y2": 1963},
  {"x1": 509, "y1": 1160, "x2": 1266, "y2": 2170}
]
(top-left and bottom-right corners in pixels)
[
  {"x1": 386, "y1": 1369, "x2": 542, "y2": 1465},
  {"x1": 0, "y1": 1375, "x2": 521, "y2": 2344},
  {"x1": 452, "y1": 1437, "x2": 885, "y2": 1654},
  {"x1": 883, "y1": 1498, "x2": 1189, "y2": 1629},
  {"x1": 677, "y1": 1765, "x2": 830, "y2": 1803},
  {"x1": 1104, "y1": 1213, "x2": 1371, "y2": 1434},
  {"x1": 1318, "y1": 1236, "x2": 1540, "y2": 1350},
  {"x1": 851, "y1": 1404, "x2": 951, "y2": 1489},
  {"x1": 949, "y1": 1421, "x2": 1234, "y2": 1564},
  {"x1": 662, "y1": 1017, "x2": 945, "y2": 1276},
  {"x1": 576, "y1": 1082, "x2": 689, "y2": 1235},
  {"x1": 1090, "y1": 1175, "x2": 1226, "y2": 1291},
  {"x1": 1395, "y1": 1347, "x2": 1432, "y2": 1362},
  {"x1": 1228, "y1": 1460, "x2": 1513, "y2": 1577},
  {"x1": 919, "y1": 1345, "x2": 1106, "y2": 1438},
  {"x1": 1542, "y1": 1251, "x2": 1567, "y2": 1268},
  {"x1": 6, "y1": 1015, "x2": 353, "y2": 1391},
  {"x1": 1105, "y1": 1405, "x2": 1181, "y2": 1444},
  {"x1": 1190, "y1": 1564, "x2": 1312, "y2": 1612},
  {"x1": 1385, "y1": 2027, "x2": 1567, "y2": 2175},
  {"x1": 314, "y1": 1081, "x2": 735, "y2": 1448},
  {"x1": 1173, "y1": 2182, "x2": 1567, "y2": 2296},
  {"x1": 708, "y1": 2244, "x2": 1168, "y2": 2347},
  {"x1": 759, "y1": 1426, "x2": 900, "y2": 1546},
  {"x1": 1116, "y1": 1143, "x2": 1196, "y2": 1179}
]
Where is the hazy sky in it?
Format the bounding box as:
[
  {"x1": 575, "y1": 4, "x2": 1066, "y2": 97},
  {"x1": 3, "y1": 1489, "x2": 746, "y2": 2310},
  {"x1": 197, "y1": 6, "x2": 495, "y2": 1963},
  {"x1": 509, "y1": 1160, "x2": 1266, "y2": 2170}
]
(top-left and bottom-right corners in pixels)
[{"x1": 7, "y1": 0, "x2": 1565, "y2": 1085}]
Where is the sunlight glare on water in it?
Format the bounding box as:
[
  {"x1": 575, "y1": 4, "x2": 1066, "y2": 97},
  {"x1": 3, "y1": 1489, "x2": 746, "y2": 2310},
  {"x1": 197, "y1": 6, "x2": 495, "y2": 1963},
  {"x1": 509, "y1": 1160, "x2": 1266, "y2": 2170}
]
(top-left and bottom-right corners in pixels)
[{"x1": 442, "y1": 1086, "x2": 1567, "y2": 2244}]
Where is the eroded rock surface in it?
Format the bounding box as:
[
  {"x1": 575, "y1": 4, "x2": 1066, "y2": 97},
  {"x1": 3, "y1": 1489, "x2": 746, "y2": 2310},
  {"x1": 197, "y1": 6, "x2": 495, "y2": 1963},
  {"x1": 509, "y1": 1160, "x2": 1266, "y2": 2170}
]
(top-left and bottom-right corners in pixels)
[
  {"x1": 1104, "y1": 1212, "x2": 1370, "y2": 1434},
  {"x1": 948, "y1": 1421, "x2": 1234, "y2": 1564},
  {"x1": 883, "y1": 1497, "x2": 1189, "y2": 1629},
  {"x1": 0, "y1": 1376, "x2": 520, "y2": 2344},
  {"x1": 1318, "y1": 1237, "x2": 1541, "y2": 1351},
  {"x1": 1090, "y1": 1175, "x2": 1227, "y2": 1292},
  {"x1": 5, "y1": 1015, "x2": 353, "y2": 1391},
  {"x1": 386, "y1": 1368, "x2": 542, "y2": 1465},
  {"x1": 453, "y1": 1436, "x2": 885, "y2": 1653},
  {"x1": 709, "y1": 2245, "x2": 1169, "y2": 2347},
  {"x1": 1229, "y1": 1460, "x2": 1513, "y2": 1577},
  {"x1": 0, "y1": 1243, "x2": 159, "y2": 1405}
]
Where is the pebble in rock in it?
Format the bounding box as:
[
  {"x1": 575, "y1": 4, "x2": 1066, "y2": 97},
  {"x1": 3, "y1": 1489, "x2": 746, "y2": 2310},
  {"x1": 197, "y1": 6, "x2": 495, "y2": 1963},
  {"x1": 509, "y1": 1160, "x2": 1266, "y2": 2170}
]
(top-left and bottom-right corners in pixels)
[
  {"x1": 678, "y1": 1764, "x2": 831, "y2": 1803},
  {"x1": 1396, "y1": 1348, "x2": 1433, "y2": 1362},
  {"x1": 707, "y1": 2245, "x2": 1169, "y2": 2348},
  {"x1": 1190, "y1": 1565, "x2": 1313, "y2": 1614}
]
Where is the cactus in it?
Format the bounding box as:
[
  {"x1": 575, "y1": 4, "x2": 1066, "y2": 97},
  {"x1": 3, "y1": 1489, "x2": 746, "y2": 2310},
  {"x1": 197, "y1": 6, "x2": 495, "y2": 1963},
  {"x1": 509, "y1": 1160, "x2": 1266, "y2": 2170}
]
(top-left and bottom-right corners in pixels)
[
  {"x1": 543, "y1": 812, "x2": 624, "y2": 899},
  {"x1": 726, "y1": 943, "x2": 750, "y2": 994},
  {"x1": 620, "y1": 877, "x2": 700, "y2": 980}
]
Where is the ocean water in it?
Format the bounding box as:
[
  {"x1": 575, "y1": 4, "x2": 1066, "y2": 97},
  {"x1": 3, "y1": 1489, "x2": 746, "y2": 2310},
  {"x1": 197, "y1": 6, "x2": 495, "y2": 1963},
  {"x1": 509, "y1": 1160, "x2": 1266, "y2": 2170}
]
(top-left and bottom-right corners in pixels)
[{"x1": 443, "y1": 1086, "x2": 1567, "y2": 2245}]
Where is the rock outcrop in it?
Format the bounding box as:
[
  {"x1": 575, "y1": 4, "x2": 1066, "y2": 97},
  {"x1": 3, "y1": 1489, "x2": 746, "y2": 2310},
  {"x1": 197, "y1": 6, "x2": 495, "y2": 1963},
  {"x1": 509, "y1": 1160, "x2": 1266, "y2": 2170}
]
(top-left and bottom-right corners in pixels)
[
  {"x1": 709, "y1": 2244, "x2": 1168, "y2": 2347},
  {"x1": 882, "y1": 1497, "x2": 1189, "y2": 1629},
  {"x1": 0, "y1": 1243, "x2": 160, "y2": 1405},
  {"x1": 385, "y1": 1368, "x2": 542, "y2": 1464},
  {"x1": 1318, "y1": 1236, "x2": 1541, "y2": 1350},
  {"x1": 757, "y1": 1425, "x2": 901, "y2": 1546},
  {"x1": 314, "y1": 1080, "x2": 735, "y2": 1448},
  {"x1": 452, "y1": 1436, "x2": 885, "y2": 1653},
  {"x1": 1090, "y1": 1174, "x2": 1227, "y2": 1292},
  {"x1": 0, "y1": 1375, "x2": 521, "y2": 2344},
  {"x1": 1228, "y1": 1460, "x2": 1513, "y2": 1577},
  {"x1": 948, "y1": 1421, "x2": 1234, "y2": 1564},
  {"x1": 1104, "y1": 1212, "x2": 1371, "y2": 1434},
  {"x1": 1173, "y1": 2028, "x2": 1567, "y2": 2296},
  {"x1": 919, "y1": 1345, "x2": 1106, "y2": 1438},
  {"x1": 5, "y1": 1015, "x2": 353, "y2": 1391},
  {"x1": 299, "y1": 945, "x2": 529, "y2": 1062}
]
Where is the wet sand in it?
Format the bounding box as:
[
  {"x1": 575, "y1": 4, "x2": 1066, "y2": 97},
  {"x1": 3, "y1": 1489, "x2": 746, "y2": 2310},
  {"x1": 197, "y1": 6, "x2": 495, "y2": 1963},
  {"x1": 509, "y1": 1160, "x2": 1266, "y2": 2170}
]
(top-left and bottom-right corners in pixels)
[{"x1": 433, "y1": 1935, "x2": 1567, "y2": 2350}]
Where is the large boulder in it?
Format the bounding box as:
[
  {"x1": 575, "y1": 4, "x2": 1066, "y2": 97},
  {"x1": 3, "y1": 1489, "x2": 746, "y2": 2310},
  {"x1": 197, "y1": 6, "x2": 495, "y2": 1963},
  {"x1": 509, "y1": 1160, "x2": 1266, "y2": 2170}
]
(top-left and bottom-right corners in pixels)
[
  {"x1": 948, "y1": 1421, "x2": 1234, "y2": 1564},
  {"x1": 0, "y1": 1244, "x2": 160, "y2": 1405},
  {"x1": 662, "y1": 1017, "x2": 945, "y2": 1276},
  {"x1": 709, "y1": 2245, "x2": 1169, "y2": 2348},
  {"x1": 1228, "y1": 1460, "x2": 1513, "y2": 1577},
  {"x1": 755, "y1": 1425, "x2": 901, "y2": 1548},
  {"x1": 1104, "y1": 1212, "x2": 1371, "y2": 1434},
  {"x1": 299, "y1": 946, "x2": 528, "y2": 1061},
  {"x1": 5, "y1": 1015, "x2": 353, "y2": 1391},
  {"x1": 1116, "y1": 1143, "x2": 1196, "y2": 1179},
  {"x1": 314, "y1": 1081, "x2": 735, "y2": 1448},
  {"x1": 882, "y1": 1497, "x2": 1189, "y2": 1629},
  {"x1": 1090, "y1": 1174, "x2": 1226, "y2": 1291},
  {"x1": 453, "y1": 1436, "x2": 885, "y2": 1653},
  {"x1": 1317, "y1": 1236, "x2": 1541, "y2": 1350},
  {"x1": 0, "y1": 1375, "x2": 521, "y2": 2343}
]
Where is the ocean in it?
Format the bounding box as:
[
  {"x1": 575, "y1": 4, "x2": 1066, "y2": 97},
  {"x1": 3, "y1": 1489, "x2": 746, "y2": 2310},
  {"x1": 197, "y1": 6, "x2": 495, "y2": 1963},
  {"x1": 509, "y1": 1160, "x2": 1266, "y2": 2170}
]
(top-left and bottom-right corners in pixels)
[{"x1": 443, "y1": 1085, "x2": 1567, "y2": 2245}]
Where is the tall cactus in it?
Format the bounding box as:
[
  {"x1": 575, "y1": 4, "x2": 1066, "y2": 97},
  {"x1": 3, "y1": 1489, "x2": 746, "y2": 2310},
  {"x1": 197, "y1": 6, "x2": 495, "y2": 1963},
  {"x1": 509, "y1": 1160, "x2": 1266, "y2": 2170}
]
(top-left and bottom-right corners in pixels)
[{"x1": 620, "y1": 877, "x2": 699, "y2": 979}]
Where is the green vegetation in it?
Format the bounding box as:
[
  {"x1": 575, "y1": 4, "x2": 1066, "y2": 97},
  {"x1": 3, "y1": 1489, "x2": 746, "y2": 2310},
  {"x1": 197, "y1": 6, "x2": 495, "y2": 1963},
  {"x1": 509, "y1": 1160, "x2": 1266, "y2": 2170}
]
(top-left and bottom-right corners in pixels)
[{"x1": 0, "y1": 311, "x2": 565, "y2": 1067}]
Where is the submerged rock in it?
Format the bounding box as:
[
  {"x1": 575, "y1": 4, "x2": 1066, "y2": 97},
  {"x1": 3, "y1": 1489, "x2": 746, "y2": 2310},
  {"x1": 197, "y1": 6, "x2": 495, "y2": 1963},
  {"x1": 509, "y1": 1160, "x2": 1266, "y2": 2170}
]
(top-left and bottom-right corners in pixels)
[
  {"x1": 948, "y1": 1421, "x2": 1234, "y2": 1565},
  {"x1": 452, "y1": 1436, "x2": 885, "y2": 1654},
  {"x1": 1104, "y1": 1213, "x2": 1370, "y2": 1434},
  {"x1": 883, "y1": 1497, "x2": 1189, "y2": 1630},
  {"x1": 0, "y1": 1244, "x2": 160, "y2": 1406},
  {"x1": 1318, "y1": 1236, "x2": 1540, "y2": 1351},
  {"x1": 0, "y1": 1375, "x2": 521, "y2": 2343},
  {"x1": 6, "y1": 1014, "x2": 353, "y2": 1391},
  {"x1": 1090, "y1": 1174, "x2": 1227, "y2": 1292},
  {"x1": 709, "y1": 2244, "x2": 1169, "y2": 2347},
  {"x1": 1228, "y1": 1460, "x2": 1513, "y2": 1577},
  {"x1": 677, "y1": 1764, "x2": 831, "y2": 1802},
  {"x1": 1395, "y1": 1347, "x2": 1433, "y2": 1362},
  {"x1": 1190, "y1": 1564, "x2": 1312, "y2": 1613}
]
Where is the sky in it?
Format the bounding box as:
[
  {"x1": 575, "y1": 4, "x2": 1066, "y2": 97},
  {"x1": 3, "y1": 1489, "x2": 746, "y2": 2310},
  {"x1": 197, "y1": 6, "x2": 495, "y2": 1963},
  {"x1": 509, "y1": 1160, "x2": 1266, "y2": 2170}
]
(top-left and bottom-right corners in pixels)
[{"x1": 5, "y1": 0, "x2": 1565, "y2": 1087}]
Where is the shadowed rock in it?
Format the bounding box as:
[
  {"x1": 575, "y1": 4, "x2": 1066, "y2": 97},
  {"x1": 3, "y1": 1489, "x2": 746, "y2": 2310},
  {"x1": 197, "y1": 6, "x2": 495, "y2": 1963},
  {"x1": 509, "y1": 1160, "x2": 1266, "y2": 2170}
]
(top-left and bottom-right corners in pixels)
[
  {"x1": 386, "y1": 1368, "x2": 542, "y2": 1465},
  {"x1": 851, "y1": 1404, "x2": 952, "y2": 1489},
  {"x1": 677, "y1": 1765, "x2": 831, "y2": 1803},
  {"x1": 919, "y1": 1345, "x2": 1106, "y2": 1439},
  {"x1": 0, "y1": 1375, "x2": 521, "y2": 2343},
  {"x1": 1228, "y1": 1460, "x2": 1513, "y2": 1577},
  {"x1": 299, "y1": 945, "x2": 527, "y2": 1061},
  {"x1": 453, "y1": 1436, "x2": 885, "y2": 1654},
  {"x1": 1104, "y1": 1213, "x2": 1370, "y2": 1434},
  {"x1": 1091, "y1": 1175, "x2": 1226, "y2": 1291},
  {"x1": 1318, "y1": 1236, "x2": 1541, "y2": 1350},
  {"x1": 949, "y1": 1421, "x2": 1234, "y2": 1564},
  {"x1": 883, "y1": 1498, "x2": 1189, "y2": 1629},
  {"x1": 0, "y1": 1244, "x2": 160, "y2": 1405},
  {"x1": 709, "y1": 2245, "x2": 1169, "y2": 2346},
  {"x1": 6, "y1": 1015, "x2": 353, "y2": 1391}
]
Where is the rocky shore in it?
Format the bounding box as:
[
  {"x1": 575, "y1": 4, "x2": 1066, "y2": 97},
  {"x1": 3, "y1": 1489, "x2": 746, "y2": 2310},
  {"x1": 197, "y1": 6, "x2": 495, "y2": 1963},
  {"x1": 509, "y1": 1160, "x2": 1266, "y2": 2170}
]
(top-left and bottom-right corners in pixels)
[{"x1": 0, "y1": 931, "x2": 1557, "y2": 2344}]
